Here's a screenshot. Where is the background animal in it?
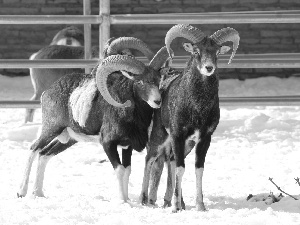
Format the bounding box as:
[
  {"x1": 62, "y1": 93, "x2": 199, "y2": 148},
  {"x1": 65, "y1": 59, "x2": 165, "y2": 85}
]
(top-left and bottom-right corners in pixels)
[{"x1": 25, "y1": 26, "x2": 86, "y2": 123}]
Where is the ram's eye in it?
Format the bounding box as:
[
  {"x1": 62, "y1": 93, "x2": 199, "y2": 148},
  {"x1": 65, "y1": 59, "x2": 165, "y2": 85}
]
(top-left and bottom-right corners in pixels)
[{"x1": 137, "y1": 80, "x2": 144, "y2": 85}]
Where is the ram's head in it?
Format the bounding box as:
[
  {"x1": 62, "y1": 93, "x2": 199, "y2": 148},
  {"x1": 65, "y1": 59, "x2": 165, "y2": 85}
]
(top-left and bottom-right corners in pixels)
[
  {"x1": 96, "y1": 38, "x2": 171, "y2": 108},
  {"x1": 165, "y1": 24, "x2": 240, "y2": 76}
]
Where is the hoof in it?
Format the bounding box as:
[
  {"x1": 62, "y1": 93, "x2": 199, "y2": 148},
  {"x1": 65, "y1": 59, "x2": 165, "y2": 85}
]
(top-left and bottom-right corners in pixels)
[
  {"x1": 149, "y1": 199, "x2": 156, "y2": 206},
  {"x1": 17, "y1": 193, "x2": 24, "y2": 198},
  {"x1": 172, "y1": 207, "x2": 182, "y2": 213},
  {"x1": 181, "y1": 200, "x2": 186, "y2": 210},
  {"x1": 172, "y1": 202, "x2": 183, "y2": 213},
  {"x1": 163, "y1": 199, "x2": 172, "y2": 208},
  {"x1": 196, "y1": 202, "x2": 206, "y2": 211},
  {"x1": 31, "y1": 191, "x2": 45, "y2": 198},
  {"x1": 140, "y1": 193, "x2": 148, "y2": 205}
]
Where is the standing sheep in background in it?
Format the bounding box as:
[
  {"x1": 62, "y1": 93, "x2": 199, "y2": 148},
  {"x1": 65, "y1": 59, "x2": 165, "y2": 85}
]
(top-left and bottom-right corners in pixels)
[
  {"x1": 25, "y1": 26, "x2": 85, "y2": 123},
  {"x1": 17, "y1": 41, "x2": 170, "y2": 203},
  {"x1": 140, "y1": 24, "x2": 240, "y2": 212}
]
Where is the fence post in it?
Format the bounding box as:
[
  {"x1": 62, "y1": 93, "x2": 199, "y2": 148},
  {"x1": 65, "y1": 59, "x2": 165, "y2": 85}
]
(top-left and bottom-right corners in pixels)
[
  {"x1": 84, "y1": 0, "x2": 92, "y2": 74},
  {"x1": 99, "y1": 0, "x2": 110, "y2": 59}
]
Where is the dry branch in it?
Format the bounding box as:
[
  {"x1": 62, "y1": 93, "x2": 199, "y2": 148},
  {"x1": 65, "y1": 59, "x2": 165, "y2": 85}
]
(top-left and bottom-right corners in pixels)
[
  {"x1": 294, "y1": 177, "x2": 300, "y2": 187},
  {"x1": 268, "y1": 177, "x2": 298, "y2": 200}
]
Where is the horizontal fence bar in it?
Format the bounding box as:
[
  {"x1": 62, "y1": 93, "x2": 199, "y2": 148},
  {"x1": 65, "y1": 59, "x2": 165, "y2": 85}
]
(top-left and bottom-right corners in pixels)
[
  {"x1": 1, "y1": 96, "x2": 300, "y2": 108},
  {"x1": 140, "y1": 53, "x2": 300, "y2": 68},
  {"x1": 0, "y1": 59, "x2": 99, "y2": 68},
  {"x1": 220, "y1": 96, "x2": 300, "y2": 106},
  {"x1": 1, "y1": 53, "x2": 300, "y2": 68},
  {"x1": 0, "y1": 11, "x2": 299, "y2": 25},
  {"x1": 111, "y1": 12, "x2": 300, "y2": 24},
  {"x1": 0, "y1": 15, "x2": 101, "y2": 24},
  {"x1": 170, "y1": 10, "x2": 300, "y2": 15},
  {"x1": 0, "y1": 101, "x2": 41, "y2": 108},
  {"x1": 217, "y1": 60, "x2": 300, "y2": 69}
]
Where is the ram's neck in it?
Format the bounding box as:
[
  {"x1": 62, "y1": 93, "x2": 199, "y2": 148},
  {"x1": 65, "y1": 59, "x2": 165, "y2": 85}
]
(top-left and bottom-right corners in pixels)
[
  {"x1": 132, "y1": 85, "x2": 153, "y2": 129},
  {"x1": 183, "y1": 61, "x2": 219, "y2": 101}
]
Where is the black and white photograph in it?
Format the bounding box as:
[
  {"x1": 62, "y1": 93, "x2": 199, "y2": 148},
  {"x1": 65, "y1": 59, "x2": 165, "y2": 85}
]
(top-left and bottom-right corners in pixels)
[{"x1": 0, "y1": 0, "x2": 299, "y2": 224}]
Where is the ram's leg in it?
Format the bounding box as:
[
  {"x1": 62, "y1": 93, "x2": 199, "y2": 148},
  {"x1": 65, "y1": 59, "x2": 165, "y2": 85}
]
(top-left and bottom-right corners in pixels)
[
  {"x1": 122, "y1": 146, "x2": 133, "y2": 201},
  {"x1": 140, "y1": 153, "x2": 156, "y2": 205},
  {"x1": 32, "y1": 139, "x2": 76, "y2": 197},
  {"x1": 25, "y1": 77, "x2": 44, "y2": 123},
  {"x1": 24, "y1": 94, "x2": 39, "y2": 123},
  {"x1": 171, "y1": 136, "x2": 185, "y2": 213},
  {"x1": 148, "y1": 153, "x2": 165, "y2": 205},
  {"x1": 140, "y1": 140, "x2": 167, "y2": 205},
  {"x1": 103, "y1": 141, "x2": 127, "y2": 202},
  {"x1": 17, "y1": 129, "x2": 59, "y2": 198},
  {"x1": 195, "y1": 135, "x2": 211, "y2": 211},
  {"x1": 163, "y1": 158, "x2": 175, "y2": 208},
  {"x1": 32, "y1": 154, "x2": 52, "y2": 197},
  {"x1": 17, "y1": 150, "x2": 38, "y2": 197},
  {"x1": 180, "y1": 189, "x2": 186, "y2": 210}
]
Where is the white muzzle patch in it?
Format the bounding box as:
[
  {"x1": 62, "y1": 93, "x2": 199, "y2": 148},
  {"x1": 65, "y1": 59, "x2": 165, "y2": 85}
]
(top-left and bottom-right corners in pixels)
[
  {"x1": 70, "y1": 79, "x2": 98, "y2": 127},
  {"x1": 147, "y1": 88, "x2": 161, "y2": 108},
  {"x1": 198, "y1": 65, "x2": 215, "y2": 76}
]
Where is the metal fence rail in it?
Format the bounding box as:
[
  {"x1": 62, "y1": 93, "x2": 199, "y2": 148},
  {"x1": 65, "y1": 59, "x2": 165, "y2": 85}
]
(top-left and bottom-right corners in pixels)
[
  {"x1": 0, "y1": 59, "x2": 99, "y2": 69},
  {"x1": 2, "y1": 96, "x2": 300, "y2": 109},
  {"x1": 2, "y1": 11, "x2": 300, "y2": 25},
  {"x1": 0, "y1": 15, "x2": 101, "y2": 24},
  {"x1": 1, "y1": 54, "x2": 300, "y2": 69},
  {"x1": 110, "y1": 12, "x2": 300, "y2": 24},
  {"x1": 0, "y1": 0, "x2": 299, "y2": 107}
]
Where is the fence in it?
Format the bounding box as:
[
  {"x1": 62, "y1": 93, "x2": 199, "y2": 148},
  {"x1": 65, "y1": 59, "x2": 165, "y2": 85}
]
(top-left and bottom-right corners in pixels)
[{"x1": 0, "y1": 0, "x2": 300, "y2": 107}]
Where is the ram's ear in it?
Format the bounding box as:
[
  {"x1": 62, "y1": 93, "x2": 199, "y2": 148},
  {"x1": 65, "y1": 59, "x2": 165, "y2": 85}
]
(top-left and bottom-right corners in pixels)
[
  {"x1": 183, "y1": 42, "x2": 194, "y2": 54},
  {"x1": 159, "y1": 67, "x2": 170, "y2": 76},
  {"x1": 219, "y1": 46, "x2": 231, "y2": 55},
  {"x1": 121, "y1": 70, "x2": 134, "y2": 80}
]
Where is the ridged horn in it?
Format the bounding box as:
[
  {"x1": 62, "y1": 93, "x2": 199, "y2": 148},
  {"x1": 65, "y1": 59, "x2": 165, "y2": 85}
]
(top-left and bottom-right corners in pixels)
[
  {"x1": 107, "y1": 37, "x2": 155, "y2": 61},
  {"x1": 102, "y1": 37, "x2": 116, "y2": 58},
  {"x1": 210, "y1": 27, "x2": 240, "y2": 64},
  {"x1": 149, "y1": 46, "x2": 172, "y2": 71},
  {"x1": 165, "y1": 24, "x2": 206, "y2": 58},
  {"x1": 96, "y1": 55, "x2": 146, "y2": 108}
]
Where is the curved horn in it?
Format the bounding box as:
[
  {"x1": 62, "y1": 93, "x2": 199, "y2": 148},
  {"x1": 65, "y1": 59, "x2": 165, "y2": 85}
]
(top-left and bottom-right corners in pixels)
[
  {"x1": 149, "y1": 46, "x2": 173, "y2": 71},
  {"x1": 165, "y1": 24, "x2": 206, "y2": 58},
  {"x1": 210, "y1": 27, "x2": 240, "y2": 64},
  {"x1": 96, "y1": 55, "x2": 146, "y2": 108},
  {"x1": 102, "y1": 37, "x2": 116, "y2": 58},
  {"x1": 107, "y1": 37, "x2": 155, "y2": 61}
]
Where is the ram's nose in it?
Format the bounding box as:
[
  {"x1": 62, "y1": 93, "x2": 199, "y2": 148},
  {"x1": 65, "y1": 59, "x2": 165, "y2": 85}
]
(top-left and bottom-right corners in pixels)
[
  {"x1": 206, "y1": 66, "x2": 213, "y2": 73},
  {"x1": 154, "y1": 100, "x2": 161, "y2": 106}
]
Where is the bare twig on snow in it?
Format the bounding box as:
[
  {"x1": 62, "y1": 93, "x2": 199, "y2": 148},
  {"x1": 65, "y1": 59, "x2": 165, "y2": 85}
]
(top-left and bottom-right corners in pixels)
[
  {"x1": 268, "y1": 177, "x2": 298, "y2": 200},
  {"x1": 294, "y1": 177, "x2": 300, "y2": 187}
]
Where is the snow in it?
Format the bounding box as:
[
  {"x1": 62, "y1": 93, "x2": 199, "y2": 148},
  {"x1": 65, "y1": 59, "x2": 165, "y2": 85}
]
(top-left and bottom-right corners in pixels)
[{"x1": 0, "y1": 74, "x2": 299, "y2": 224}]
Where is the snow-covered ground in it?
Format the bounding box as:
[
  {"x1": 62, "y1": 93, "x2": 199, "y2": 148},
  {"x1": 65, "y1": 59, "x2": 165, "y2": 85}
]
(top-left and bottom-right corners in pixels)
[{"x1": 0, "y1": 74, "x2": 299, "y2": 224}]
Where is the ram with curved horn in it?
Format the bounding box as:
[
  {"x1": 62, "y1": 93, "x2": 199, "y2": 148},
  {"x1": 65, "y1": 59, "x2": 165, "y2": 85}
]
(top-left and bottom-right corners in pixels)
[
  {"x1": 140, "y1": 24, "x2": 240, "y2": 212},
  {"x1": 17, "y1": 38, "x2": 171, "y2": 203},
  {"x1": 25, "y1": 34, "x2": 154, "y2": 123}
]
